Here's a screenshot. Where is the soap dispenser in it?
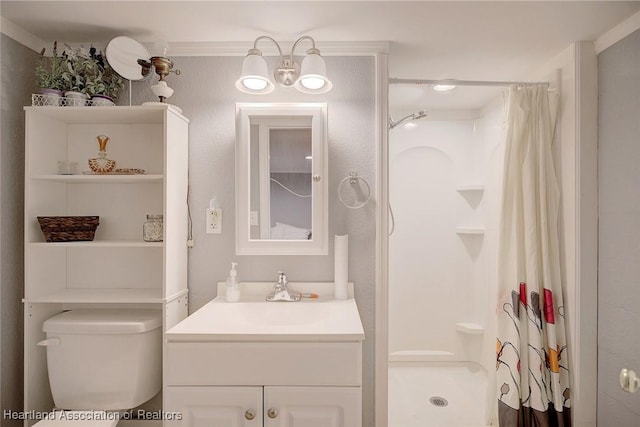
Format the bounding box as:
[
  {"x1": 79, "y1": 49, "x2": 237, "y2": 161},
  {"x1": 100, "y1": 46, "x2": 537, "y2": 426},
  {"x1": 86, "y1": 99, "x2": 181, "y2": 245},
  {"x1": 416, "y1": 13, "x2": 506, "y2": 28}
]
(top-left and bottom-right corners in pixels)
[{"x1": 226, "y1": 262, "x2": 241, "y2": 302}]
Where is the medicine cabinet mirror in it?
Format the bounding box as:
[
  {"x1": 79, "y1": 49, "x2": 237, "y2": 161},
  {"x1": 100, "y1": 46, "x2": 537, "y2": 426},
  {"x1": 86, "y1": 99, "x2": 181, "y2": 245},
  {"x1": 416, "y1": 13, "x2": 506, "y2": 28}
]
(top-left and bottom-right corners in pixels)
[{"x1": 236, "y1": 103, "x2": 328, "y2": 255}]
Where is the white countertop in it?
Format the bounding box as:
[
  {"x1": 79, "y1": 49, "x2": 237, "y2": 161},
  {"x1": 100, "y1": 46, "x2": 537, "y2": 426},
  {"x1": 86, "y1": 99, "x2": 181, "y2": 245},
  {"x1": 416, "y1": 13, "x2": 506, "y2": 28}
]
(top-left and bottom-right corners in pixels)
[{"x1": 166, "y1": 283, "x2": 365, "y2": 342}]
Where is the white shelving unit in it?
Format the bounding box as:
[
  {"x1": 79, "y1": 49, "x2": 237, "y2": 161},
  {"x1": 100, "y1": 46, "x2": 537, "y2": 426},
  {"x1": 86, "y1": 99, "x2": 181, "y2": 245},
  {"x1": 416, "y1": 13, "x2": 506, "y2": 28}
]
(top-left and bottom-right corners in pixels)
[{"x1": 23, "y1": 105, "x2": 190, "y2": 424}]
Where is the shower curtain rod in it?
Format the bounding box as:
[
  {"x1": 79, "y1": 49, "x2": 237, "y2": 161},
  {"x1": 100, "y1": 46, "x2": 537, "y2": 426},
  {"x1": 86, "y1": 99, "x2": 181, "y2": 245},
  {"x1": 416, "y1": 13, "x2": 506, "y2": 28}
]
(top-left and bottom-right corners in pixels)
[{"x1": 389, "y1": 78, "x2": 549, "y2": 87}]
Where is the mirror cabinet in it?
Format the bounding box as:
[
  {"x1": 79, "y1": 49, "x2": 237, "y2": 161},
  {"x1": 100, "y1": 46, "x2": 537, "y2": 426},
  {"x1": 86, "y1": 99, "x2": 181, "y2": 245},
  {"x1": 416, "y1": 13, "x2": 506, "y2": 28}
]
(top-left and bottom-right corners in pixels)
[{"x1": 235, "y1": 103, "x2": 328, "y2": 255}]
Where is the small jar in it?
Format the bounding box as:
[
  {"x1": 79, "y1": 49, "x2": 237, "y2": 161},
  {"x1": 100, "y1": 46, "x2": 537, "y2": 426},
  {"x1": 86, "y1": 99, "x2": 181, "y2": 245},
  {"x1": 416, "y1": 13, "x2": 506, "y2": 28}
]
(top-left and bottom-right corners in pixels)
[{"x1": 143, "y1": 214, "x2": 163, "y2": 242}]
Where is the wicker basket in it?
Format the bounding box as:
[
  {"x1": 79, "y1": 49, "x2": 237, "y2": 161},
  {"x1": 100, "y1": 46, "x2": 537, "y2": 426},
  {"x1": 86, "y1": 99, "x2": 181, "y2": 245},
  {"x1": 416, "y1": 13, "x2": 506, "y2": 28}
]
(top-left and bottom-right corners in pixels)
[{"x1": 37, "y1": 216, "x2": 100, "y2": 242}]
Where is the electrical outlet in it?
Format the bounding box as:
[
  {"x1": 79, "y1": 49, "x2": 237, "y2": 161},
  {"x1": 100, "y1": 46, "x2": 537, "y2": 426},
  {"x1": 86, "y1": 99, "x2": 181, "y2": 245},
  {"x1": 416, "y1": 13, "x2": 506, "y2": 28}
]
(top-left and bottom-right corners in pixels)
[{"x1": 206, "y1": 208, "x2": 222, "y2": 234}]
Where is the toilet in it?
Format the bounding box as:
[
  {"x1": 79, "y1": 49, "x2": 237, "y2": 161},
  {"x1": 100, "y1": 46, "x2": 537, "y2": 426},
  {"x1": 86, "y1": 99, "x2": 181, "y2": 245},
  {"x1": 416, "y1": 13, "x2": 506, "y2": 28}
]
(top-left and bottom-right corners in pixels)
[{"x1": 35, "y1": 309, "x2": 163, "y2": 426}]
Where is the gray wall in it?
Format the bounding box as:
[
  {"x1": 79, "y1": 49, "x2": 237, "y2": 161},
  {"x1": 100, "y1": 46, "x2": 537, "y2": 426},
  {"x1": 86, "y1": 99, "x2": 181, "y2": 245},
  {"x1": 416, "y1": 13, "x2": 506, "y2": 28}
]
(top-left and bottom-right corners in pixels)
[
  {"x1": 1, "y1": 33, "x2": 38, "y2": 425},
  {"x1": 0, "y1": 48, "x2": 376, "y2": 424},
  {"x1": 598, "y1": 28, "x2": 640, "y2": 424},
  {"x1": 128, "y1": 55, "x2": 377, "y2": 425}
]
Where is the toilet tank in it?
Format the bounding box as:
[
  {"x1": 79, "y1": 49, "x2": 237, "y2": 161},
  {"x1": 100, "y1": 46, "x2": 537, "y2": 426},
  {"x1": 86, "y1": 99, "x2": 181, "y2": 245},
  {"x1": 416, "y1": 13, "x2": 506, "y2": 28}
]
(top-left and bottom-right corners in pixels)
[{"x1": 41, "y1": 309, "x2": 162, "y2": 410}]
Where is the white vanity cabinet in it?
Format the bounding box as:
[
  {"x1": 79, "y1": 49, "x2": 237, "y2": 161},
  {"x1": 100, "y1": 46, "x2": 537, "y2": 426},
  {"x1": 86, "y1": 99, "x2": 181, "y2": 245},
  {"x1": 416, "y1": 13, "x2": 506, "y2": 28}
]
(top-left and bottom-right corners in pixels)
[
  {"x1": 22, "y1": 105, "x2": 189, "y2": 423},
  {"x1": 165, "y1": 292, "x2": 365, "y2": 427},
  {"x1": 263, "y1": 386, "x2": 361, "y2": 426},
  {"x1": 165, "y1": 386, "x2": 263, "y2": 426},
  {"x1": 165, "y1": 386, "x2": 360, "y2": 427}
]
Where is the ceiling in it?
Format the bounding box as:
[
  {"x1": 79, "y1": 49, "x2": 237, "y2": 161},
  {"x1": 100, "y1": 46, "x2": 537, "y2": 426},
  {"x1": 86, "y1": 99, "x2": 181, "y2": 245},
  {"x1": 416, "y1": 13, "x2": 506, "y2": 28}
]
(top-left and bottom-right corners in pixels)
[{"x1": 2, "y1": 1, "x2": 639, "y2": 112}]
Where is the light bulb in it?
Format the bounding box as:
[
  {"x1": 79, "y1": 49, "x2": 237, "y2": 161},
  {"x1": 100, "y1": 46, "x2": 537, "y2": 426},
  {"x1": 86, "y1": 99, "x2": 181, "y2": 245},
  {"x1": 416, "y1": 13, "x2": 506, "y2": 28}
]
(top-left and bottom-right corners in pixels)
[
  {"x1": 300, "y1": 76, "x2": 326, "y2": 90},
  {"x1": 433, "y1": 84, "x2": 456, "y2": 92},
  {"x1": 152, "y1": 39, "x2": 169, "y2": 57},
  {"x1": 243, "y1": 78, "x2": 269, "y2": 91}
]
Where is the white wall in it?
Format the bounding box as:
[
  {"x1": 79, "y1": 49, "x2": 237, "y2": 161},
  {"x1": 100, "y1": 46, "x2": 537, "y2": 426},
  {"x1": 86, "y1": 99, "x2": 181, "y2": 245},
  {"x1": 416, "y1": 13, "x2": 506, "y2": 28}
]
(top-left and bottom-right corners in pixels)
[
  {"x1": 388, "y1": 100, "x2": 504, "y2": 366},
  {"x1": 597, "y1": 28, "x2": 640, "y2": 426}
]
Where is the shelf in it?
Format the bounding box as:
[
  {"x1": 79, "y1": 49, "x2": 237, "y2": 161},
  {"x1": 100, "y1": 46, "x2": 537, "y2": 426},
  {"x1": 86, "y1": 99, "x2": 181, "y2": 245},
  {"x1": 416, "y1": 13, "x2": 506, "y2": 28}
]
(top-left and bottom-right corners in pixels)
[
  {"x1": 32, "y1": 174, "x2": 163, "y2": 184},
  {"x1": 23, "y1": 104, "x2": 188, "y2": 125},
  {"x1": 29, "y1": 240, "x2": 163, "y2": 248},
  {"x1": 456, "y1": 185, "x2": 485, "y2": 193},
  {"x1": 455, "y1": 322, "x2": 485, "y2": 335},
  {"x1": 23, "y1": 288, "x2": 188, "y2": 304},
  {"x1": 455, "y1": 227, "x2": 485, "y2": 235}
]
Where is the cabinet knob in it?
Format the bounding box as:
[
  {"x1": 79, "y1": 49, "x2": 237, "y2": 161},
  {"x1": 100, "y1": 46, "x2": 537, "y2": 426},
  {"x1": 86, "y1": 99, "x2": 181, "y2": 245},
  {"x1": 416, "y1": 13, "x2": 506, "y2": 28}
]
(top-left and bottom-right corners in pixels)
[
  {"x1": 313, "y1": 174, "x2": 321, "y2": 182},
  {"x1": 267, "y1": 408, "x2": 278, "y2": 419},
  {"x1": 244, "y1": 409, "x2": 256, "y2": 420},
  {"x1": 620, "y1": 368, "x2": 640, "y2": 393}
]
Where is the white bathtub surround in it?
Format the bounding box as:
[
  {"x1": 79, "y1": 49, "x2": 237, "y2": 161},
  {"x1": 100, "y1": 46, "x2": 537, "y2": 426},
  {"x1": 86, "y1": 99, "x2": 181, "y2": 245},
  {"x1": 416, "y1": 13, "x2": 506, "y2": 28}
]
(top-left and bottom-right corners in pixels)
[
  {"x1": 388, "y1": 102, "x2": 505, "y2": 365},
  {"x1": 334, "y1": 234, "x2": 349, "y2": 300},
  {"x1": 388, "y1": 98, "x2": 506, "y2": 427},
  {"x1": 496, "y1": 85, "x2": 571, "y2": 424},
  {"x1": 388, "y1": 362, "x2": 489, "y2": 427}
]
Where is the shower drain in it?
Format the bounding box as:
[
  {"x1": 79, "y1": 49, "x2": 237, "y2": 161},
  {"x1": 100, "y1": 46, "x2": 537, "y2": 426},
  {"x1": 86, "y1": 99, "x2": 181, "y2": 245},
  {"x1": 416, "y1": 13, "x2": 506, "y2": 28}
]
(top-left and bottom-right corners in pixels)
[{"x1": 429, "y1": 396, "x2": 449, "y2": 407}]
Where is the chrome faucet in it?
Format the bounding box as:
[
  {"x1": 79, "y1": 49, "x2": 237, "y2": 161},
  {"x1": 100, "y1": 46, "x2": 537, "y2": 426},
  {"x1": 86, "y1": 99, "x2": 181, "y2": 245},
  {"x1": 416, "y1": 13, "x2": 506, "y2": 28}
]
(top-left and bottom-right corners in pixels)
[{"x1": 266, "y1": 271, "x2": 300, "y2": 302}]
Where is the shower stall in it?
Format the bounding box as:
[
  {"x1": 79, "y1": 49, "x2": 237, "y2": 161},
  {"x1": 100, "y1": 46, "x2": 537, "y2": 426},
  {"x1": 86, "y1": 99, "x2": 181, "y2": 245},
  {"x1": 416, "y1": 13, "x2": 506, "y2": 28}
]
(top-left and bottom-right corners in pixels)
[{"x1": 387, "y1": 82, "x2": 508, "y2": 427}]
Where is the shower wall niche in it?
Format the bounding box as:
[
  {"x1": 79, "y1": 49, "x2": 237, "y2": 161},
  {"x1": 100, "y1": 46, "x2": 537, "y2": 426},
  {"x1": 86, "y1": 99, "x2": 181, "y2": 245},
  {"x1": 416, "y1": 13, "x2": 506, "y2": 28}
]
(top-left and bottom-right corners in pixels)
[{"x1": 388, "y1": 102, "x2": 504, "y2": 368}]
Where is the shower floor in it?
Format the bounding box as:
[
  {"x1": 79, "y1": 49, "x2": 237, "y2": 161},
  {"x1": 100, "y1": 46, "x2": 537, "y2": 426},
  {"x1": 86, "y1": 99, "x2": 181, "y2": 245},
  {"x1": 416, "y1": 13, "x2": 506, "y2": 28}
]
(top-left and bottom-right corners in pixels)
[{"x1": 388, "y1": 363, "x2": 490, "y2": 427}]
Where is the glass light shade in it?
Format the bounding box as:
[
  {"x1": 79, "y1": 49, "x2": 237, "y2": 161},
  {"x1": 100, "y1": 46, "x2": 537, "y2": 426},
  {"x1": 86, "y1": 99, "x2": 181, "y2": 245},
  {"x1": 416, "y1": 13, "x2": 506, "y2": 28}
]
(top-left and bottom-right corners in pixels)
[
  {"x1": 151, "y1": 39, "x2": 169, "y2": 57},
  {"x1": 433, "y1": 84, "x2": 456, "y2": 92},
  {"x1": 235, "y1": 53, "x2": 274, "y2": 94},
  {"x1": 151, "y1": 80, "x2": 174, "y2": 100},
  {"x1": 294, "y1": 52, "x2": 332, "y2": 94}
]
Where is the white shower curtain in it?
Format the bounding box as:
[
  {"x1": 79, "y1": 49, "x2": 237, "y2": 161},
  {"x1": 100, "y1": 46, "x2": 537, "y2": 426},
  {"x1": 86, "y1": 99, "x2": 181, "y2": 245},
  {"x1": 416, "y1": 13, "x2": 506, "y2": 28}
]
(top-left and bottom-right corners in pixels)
[{"x1": 495, "y1": 85, "x2": 571, "y2": 426}]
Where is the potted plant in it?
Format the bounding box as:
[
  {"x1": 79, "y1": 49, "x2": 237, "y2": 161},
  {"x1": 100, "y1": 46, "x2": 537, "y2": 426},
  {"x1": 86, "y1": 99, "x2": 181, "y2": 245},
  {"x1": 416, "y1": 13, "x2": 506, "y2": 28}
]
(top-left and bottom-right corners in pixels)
[
  {"x1": 60, "y1": 45, "x2": 93, "y2": 106},
  {"x1": 83, "y1": 47, "x2": 124, "y2": 106},
  {"x1": 34, "y1": 41, "x2": 66, "y2": 104}
]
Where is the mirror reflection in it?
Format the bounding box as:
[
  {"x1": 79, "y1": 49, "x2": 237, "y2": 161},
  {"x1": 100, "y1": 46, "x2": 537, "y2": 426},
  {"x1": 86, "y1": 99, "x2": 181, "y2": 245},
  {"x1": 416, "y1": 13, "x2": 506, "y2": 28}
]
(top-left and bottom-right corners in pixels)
[
  {"x1": 105, "y1": 36, "x2": 151, "y2": 81},
  {"x1": 236, "y1": 103, "x2": 327, "y2": 256},
  {"x1": 250, "y1": 117, "x2": 313, "y2": 240}
]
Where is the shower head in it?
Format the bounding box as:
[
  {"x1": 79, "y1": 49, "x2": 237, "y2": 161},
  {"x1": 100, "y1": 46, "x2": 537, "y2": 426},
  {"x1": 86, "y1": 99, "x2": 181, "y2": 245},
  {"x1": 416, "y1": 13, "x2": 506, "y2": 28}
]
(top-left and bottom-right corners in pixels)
[{"x1": 388, "y1": 110, "x2": 427, "y2": 129}]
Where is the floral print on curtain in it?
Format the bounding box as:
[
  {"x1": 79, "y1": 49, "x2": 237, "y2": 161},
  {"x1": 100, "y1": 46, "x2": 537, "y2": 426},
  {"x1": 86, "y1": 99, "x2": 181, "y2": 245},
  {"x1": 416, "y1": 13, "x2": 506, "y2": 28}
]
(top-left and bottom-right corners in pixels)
[{"x1": 495, "y1": 85, "x2": 571, "y2": 426}]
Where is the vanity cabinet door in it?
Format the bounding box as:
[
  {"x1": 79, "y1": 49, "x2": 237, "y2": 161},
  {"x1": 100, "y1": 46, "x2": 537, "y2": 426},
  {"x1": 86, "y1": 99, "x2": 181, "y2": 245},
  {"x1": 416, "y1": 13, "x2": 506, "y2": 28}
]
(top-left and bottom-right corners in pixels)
[
  {"x1": 263, "y1": 386, "x2": 361, "y2": 427},
  {"x1": 165, "y1": 386, "x2": 263, "y2": 426}
]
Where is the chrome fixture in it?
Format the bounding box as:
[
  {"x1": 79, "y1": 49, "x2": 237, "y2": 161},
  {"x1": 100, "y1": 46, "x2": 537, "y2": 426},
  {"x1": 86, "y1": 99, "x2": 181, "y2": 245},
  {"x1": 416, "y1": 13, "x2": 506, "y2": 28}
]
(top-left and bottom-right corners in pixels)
[
  {"x1": 266, "y1": 271, "x2": 301, "y2": 302},
  {"x1": 137, "y1": 41, "x2": 181, "y2": 102},
  {"x1": 620, "y1": 368, "x2": 639, "y2": 393},
  {"x1": 236, "y1": 36, "x2": 332, "y2": 95},
  {"x1": 388, "y1": 110, "x2": 427, "y2": 129}
]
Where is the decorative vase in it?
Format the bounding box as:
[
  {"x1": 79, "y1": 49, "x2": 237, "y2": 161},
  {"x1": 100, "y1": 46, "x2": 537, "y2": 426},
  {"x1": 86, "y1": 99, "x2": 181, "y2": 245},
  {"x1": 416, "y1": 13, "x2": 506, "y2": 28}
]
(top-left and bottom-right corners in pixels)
[
  {"x1": 40, "y1": 88, "x2": 64, "y2": 106},
  {"x1": 88, "y1": 135, "x2": 117, "y2": 174},
  {"x1": 91, "y1": 94, "x2": 115, "y2": 107},
  {"x1": 64, "y1": 90, "x2": 89, "y2": 106}
]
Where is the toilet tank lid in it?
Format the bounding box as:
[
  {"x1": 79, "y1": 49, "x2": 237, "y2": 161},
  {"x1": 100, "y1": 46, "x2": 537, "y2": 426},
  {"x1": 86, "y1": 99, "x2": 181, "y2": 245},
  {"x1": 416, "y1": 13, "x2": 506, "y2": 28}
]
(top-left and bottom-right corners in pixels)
[{"x1": 43, "y1": 310, "x2": 162, "y2": 334}]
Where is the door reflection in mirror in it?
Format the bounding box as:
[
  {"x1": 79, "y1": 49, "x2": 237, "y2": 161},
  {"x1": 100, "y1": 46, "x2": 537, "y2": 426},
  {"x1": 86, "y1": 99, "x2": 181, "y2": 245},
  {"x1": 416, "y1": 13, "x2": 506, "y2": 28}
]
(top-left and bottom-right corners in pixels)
[
  {"x1": 250, "y1": 117, "x2": 313, "y2": 240},
  {"x1": 235, "y1": 103, "x2": 327, "y2": 256}
]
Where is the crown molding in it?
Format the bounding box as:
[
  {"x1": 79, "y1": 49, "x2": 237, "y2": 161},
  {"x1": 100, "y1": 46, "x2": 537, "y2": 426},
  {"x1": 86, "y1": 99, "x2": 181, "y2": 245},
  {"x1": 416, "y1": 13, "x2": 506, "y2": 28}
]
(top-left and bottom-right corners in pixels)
[
  {"x1": 595, "y1": 8, "x2": 640, "y2": 54},
  {"x1": 0, "y1": 16, "x2": 389, "y2": 57},
  {"x1": 0, "y1": 17, "x2": 46, "y2": 53},
  {"x1": 167, "y1": 41, "x2": 389, "y2": 57}
]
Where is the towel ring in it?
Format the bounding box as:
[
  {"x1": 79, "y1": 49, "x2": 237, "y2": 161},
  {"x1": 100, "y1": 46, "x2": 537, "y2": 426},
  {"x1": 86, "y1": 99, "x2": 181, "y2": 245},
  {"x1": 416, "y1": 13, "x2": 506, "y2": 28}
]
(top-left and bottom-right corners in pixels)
[{"x1": 338, "y1": 172, "x2": 371, "y2": 209}]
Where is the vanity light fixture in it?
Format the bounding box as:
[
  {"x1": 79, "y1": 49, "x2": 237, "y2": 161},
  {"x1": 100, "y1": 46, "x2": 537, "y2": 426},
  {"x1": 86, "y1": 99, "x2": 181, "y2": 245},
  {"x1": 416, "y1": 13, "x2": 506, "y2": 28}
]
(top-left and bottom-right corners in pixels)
[{"x1": 236, "y1": 36, "x2": 332, "y2": 95}]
